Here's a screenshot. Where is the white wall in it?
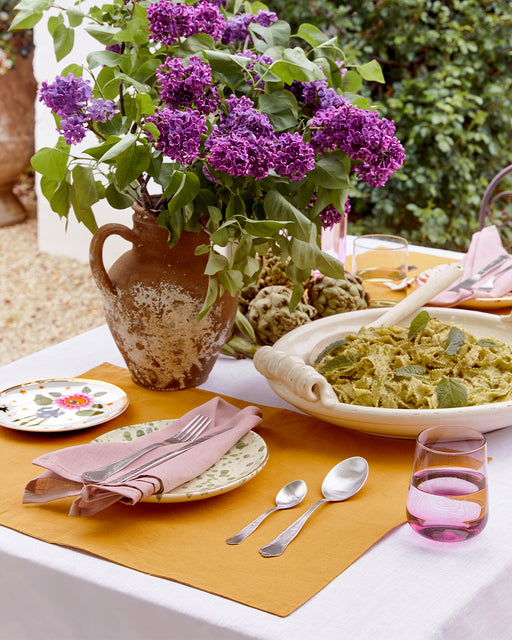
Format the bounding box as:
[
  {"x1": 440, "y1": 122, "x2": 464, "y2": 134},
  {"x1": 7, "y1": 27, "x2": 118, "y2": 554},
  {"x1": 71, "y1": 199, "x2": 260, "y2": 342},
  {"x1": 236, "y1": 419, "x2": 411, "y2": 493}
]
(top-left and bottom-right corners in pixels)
[{"x1": 33, "y1": 2, "x2": 132, "y2": 268}]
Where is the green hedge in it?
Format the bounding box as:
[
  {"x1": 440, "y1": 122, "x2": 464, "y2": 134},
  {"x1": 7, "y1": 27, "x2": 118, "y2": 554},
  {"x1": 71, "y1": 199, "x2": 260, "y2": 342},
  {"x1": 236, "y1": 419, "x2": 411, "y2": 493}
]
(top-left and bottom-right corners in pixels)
[{"x1": 267, "y1": 0, "x2": 512, "y2": 251}]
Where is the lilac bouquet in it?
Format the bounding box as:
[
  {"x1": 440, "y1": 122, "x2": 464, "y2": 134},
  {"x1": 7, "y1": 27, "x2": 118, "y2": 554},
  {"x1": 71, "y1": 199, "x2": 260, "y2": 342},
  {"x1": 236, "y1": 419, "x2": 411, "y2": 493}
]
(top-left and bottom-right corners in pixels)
[{"x1": 12, "y1": 0, "x2": 404, "y2": 313}]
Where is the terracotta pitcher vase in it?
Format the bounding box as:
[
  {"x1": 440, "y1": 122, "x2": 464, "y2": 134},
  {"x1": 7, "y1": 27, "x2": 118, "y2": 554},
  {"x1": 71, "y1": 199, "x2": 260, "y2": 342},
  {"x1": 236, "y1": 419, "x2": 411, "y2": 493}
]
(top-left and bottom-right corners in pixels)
[{"x1": 89, "y1": 207, "x2": 238, "y2": 390}]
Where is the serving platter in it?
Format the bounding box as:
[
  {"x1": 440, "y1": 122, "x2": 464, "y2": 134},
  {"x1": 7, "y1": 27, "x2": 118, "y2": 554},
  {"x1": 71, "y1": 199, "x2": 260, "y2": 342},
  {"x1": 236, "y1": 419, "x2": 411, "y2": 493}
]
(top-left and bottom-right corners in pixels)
[{"x1": 253, "y1": 306, "x2": 512, "y2": 439}]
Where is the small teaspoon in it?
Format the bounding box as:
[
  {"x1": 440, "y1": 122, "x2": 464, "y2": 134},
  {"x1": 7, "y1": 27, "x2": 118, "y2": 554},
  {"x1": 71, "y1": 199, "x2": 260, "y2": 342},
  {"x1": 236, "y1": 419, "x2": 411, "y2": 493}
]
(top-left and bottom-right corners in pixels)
[
  {"x1": 259, "y1": 457, "x2": 369, "y2": 557},
  {"x1": 226, "y1": 479, "x2": 307, "y2": 545}
]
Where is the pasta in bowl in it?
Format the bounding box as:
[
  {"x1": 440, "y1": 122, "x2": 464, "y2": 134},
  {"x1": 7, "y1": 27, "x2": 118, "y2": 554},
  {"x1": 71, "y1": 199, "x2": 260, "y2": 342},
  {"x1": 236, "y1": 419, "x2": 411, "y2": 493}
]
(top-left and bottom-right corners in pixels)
[{"x1": 253, "y1": 306, "x2": 512, "y2": 438}]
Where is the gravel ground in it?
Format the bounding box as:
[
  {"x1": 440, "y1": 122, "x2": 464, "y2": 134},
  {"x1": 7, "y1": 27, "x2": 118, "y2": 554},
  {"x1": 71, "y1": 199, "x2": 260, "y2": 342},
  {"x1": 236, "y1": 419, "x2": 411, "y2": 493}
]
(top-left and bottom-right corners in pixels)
[{"x1": 0, "y1": 182, "x2": 106, "y2": 367}]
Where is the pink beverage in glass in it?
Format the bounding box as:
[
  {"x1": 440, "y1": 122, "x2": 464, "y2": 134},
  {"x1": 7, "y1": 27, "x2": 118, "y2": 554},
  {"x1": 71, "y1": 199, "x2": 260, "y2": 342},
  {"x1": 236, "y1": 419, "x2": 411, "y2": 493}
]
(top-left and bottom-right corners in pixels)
[{"x1": 406, "y1": 426, "x2": 488, "y2": 542}]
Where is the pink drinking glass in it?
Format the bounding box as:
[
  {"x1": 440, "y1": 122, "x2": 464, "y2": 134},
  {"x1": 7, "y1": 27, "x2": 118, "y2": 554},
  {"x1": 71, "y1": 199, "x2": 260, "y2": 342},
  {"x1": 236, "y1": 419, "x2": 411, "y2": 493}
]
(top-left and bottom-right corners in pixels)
[{"x1": 406, "y1": 425, "x2": 488, "y2": 542}]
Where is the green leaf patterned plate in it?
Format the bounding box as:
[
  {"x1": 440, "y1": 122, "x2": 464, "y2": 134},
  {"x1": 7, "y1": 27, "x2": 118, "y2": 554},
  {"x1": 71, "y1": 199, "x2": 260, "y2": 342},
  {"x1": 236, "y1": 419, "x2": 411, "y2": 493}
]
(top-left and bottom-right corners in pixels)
[
  {"x1": 93, "y1": 420, "x2": 268, "y2": 502},
  {"x1": 0, "y1": 378, "x2": 129, "y2": 432}
]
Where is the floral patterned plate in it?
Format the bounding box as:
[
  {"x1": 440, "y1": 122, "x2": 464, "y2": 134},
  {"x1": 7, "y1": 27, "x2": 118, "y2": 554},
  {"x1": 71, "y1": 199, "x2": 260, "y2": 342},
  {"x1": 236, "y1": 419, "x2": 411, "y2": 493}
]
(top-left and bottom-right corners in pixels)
[
  {"x1": 94, "y1": 420, "x2": 268, "y2": 502},
  {"x1": 0, "y1": 378, "x2": 129, "y2": 432}
]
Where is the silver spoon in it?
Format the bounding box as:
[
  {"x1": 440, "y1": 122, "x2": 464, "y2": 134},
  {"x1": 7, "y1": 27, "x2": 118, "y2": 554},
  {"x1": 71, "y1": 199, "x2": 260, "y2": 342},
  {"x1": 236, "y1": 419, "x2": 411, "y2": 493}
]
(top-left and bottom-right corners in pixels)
[
  {"x1": 226, "y1": 479, "x2": 307, "y2": 545},
  {"x1": 259, "y1": 457, "x2": 369, "y2": 557}
]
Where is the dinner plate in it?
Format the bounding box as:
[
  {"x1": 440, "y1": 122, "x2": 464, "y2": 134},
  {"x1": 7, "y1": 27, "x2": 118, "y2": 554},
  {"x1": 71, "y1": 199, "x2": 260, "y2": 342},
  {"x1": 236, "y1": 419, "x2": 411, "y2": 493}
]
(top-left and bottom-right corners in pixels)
[
  {"x1": 253, "y1": 306, "x2": 512, "y2": 438},
  {"x1": 93, "y1": 420, "x2": 268, "y2": 502},
  {"x1": 418, "y1": 263, "x2": 512, "y2": 309},
  {"x1": 0, "y1": 378, "x2": 129, "y2": 432}
]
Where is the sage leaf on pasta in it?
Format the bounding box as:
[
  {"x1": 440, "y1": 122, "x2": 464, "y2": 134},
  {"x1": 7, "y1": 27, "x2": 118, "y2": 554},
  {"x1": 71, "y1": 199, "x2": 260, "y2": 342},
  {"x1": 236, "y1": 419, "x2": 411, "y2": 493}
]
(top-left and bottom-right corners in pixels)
[
  {"x1": 408, "y1": 310, "x2": 431, "y2": 340},
  {"x1": 437, "y1": 377, "x2": 468, "y2": 408},
  {"x1": 443, "y1": 326, "x2": 465, "y2": 355}
]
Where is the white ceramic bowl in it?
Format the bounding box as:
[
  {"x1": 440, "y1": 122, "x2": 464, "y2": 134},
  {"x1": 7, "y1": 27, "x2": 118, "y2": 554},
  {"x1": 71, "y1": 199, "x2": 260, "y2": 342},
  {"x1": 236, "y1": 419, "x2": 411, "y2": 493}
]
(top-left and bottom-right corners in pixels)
[{"x1": 253, "y1": 306, "x2": 512, "y2": 438}]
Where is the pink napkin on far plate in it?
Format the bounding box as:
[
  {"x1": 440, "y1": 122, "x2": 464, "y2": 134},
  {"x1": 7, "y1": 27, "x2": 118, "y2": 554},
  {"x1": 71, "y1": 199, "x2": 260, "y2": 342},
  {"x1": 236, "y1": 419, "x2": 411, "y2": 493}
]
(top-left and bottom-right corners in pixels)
[
  {"x1": 23, "y1": 397, "x2": 262, "y2": 516},
  {"x1": 430, "y1": 225, "x2": 512, "y2": 306}
]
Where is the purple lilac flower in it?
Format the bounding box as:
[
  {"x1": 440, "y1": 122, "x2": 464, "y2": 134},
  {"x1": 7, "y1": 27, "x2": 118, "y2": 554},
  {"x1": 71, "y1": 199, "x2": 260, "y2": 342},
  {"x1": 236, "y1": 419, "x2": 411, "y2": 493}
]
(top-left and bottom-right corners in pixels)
[
  {"x1": 273, "y1": 132, "x2": 315, "y2": 181},
  {"x1": 310, "y1": 105, "x2": 405, "y2": 187},
  {"x1": 59, "y1": 113, "x2": 89, "y2": 145},
  {"x1": 222, "y1": 10, "x2": 278, "y2": 44},
  {"x1": 218, "y1": 94, "x2": 275, "y2": 140},
  {"x1": 319, "y1": 200, "x2": 351, "y2": 230},
  {"x1": 39, "y1": 74, "x2": 117, "y2": 145},
  {"x1": 291, "y1": 80, "x2": 350, "y2": 114},
  {"x1": 193, "y1": 1, "x2": 225, "y2": 42},
  {"x1": 147, "y1": 0, "x2": 225, "y2": 46},
  {"x1": 105, "y1": 43, "x2": 123, "y2": 53},
  {"x1": 146, "y1": 107, "x2": 206, "y2": 162},
  {"x1": 222, "y1": 14, "x2": 251, "y2": 44},
  {"x1": 156, "y1": 56, "x2": 220, "y2": 114},
  {"x1": 205, "y1": 129, "x2": 275, "y2": 179},
  {"x1": 254, "y1": 10, "x2": 278, "y2": 27},
  {"x1": 39, "y1": 73, "x2": 92, "y2": 117},
  {"x1": 147, "y1": 0, "x2": 194, "y2": 45},
  {"x1": 87, "y1": 98, "x2": 117, "y2": 123}
]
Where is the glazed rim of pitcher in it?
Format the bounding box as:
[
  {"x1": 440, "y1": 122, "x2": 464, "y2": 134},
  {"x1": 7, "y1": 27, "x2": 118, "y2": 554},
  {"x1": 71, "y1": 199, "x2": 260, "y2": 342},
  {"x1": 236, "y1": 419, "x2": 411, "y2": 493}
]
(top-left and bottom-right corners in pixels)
[{"x1": 416, "y1": 425, "x2": 486, "y2": 455}]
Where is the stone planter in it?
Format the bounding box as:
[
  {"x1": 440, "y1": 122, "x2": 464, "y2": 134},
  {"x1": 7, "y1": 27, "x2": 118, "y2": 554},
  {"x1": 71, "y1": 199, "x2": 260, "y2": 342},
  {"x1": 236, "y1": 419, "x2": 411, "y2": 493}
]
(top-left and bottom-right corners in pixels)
[{"x1": 0, "y1": 53, "x2": 36, "y2": 227}]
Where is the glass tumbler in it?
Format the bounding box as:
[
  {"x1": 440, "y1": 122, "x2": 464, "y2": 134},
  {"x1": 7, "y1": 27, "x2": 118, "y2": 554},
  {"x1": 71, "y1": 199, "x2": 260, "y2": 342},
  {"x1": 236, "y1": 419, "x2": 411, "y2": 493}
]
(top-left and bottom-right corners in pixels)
[
  {"x1": 406, "y1": 425, "x2": 488, "y2": 542},
  {"x1": 352, "y1": 234, "x2": 408, "y2": 305}
]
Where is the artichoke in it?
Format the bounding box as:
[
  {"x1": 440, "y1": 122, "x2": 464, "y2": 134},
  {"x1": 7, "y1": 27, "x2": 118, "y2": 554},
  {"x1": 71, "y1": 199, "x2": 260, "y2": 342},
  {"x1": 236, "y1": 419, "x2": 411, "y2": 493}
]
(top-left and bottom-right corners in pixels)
[
  {"x1": 307, "y1": 273, "x2": 370, "y2": 317},
  {"x1": 256, "y1": 249, "x2": 293, "y2": 289},
  {"x1": 248, "y1": 285, "x2": 318, "y2": 345}
]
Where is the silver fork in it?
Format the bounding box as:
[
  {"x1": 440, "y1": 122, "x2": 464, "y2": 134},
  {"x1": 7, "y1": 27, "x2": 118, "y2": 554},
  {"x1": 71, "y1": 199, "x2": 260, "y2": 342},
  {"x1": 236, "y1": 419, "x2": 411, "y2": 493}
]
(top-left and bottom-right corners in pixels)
[
  {"x1": 478, "y1": 263, "x2": 512, "y2": 291},
  {"x1": 82, "y1": 414, "x2": 211, "y2": 483}
]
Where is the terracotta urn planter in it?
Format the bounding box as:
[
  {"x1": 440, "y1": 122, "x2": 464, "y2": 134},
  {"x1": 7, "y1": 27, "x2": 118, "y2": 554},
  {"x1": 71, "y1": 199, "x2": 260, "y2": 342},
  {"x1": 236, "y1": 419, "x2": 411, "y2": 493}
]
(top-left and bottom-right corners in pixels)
[
  {"x1": 89, "y1": 208, "x2": 238, "y2": 390},
  {"x1": 0, "y1": 53, "x2": 36, "y2": 227}
]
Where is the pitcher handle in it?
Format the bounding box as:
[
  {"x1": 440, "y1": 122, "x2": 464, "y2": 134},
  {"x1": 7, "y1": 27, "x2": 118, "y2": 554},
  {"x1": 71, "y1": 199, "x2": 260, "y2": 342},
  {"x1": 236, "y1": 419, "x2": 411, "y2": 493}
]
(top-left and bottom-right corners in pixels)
[
  {"x1": 89, "y1": 223, "x2": 137, "y2": 296},
  {"x1": 253, "y1": 346, "x2": 338, "y2": 406}
]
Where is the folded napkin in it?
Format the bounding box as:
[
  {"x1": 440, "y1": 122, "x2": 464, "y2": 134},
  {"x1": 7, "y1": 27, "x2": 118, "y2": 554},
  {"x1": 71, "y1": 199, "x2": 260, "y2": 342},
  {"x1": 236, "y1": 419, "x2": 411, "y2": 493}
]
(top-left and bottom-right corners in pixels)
[
  {"x1": 23, "y1": 397, "x2": 262, "y2": 516},
  {"x1": 430, "y1": 225, "x2": 512, "y2": 306}
]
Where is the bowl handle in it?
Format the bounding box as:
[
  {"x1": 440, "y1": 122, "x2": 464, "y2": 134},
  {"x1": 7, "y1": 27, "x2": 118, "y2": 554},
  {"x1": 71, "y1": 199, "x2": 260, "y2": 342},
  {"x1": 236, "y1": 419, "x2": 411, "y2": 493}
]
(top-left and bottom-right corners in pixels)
[{"x1": 253, "y1": 346, "x2": 338, "y2": 406}]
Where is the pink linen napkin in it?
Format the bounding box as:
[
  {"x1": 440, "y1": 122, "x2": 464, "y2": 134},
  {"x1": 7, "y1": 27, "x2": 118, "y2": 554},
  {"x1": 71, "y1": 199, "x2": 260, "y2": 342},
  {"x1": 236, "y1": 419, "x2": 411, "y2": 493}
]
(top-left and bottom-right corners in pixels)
[
  {"x1": 23, "y1": 397, "x2": 262, "y2": 516},
  {"x1": 430, "y1": 225, "x2": 512, "y2": 306}
]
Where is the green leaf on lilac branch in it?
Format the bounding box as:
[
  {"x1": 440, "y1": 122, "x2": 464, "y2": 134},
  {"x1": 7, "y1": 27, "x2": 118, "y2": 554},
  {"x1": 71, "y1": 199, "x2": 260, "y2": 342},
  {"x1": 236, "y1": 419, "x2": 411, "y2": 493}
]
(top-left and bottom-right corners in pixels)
[
  {"x1": 167, "y1": 172, "x2": 200, "y2": 215},
  {"x1": 52, "y1": 23, "x2": 75, "y2": 61},
  {"x1": 341, "y1": 70, "x2": 362, "y2": 94},
  {"x1": 311, "y1": 155, "x2": 350, "y2": 190},
  {"x1": 264, "y1": 190, "x2": 312, "y2": 242},
  {"x1": 295, "y1": 23, "x2": 329, "y2": 48},
  {"x1": 115, "y1": 144, "x2": 151, "y2": 190},
  {"x1": 31, "y1": 147, "x2": 68, "y2": 182},
  {"x1": 270, "y1": 48, "x2": 324, "y2": 84},
  {"x1": 49, "y1": 180, "x2": 72, "y2": 218},
  {"x1": 105, "y1": 184, "x2": 132, "y2": 210},
  {"x1": 357, "y1": 60, "x2": 385, "y2": 83},
  {"x1": 87, "y1": 50, "x2": 124, "y2": 69},
  {"x1": 258, "y1": 91, "x2": 298, "y2": 131},
  {"x1": 73, "y1": 206, "x2": 98, "y2": 234},
  {"x1": 72, "y1": 165, "x2": 98, "y2": 209},
  {"x1": 85, "y1": 24, "x2": 119, "y2": 47},
  {"x1": 250, "y1": 20, "x2": 291, "y2": 51},
  {"x1": 99, "y1": 133, "x2": 138, "y2": 162},
  {"x1": 198, "y1": 277, "x2": 219, "y2": 321}
]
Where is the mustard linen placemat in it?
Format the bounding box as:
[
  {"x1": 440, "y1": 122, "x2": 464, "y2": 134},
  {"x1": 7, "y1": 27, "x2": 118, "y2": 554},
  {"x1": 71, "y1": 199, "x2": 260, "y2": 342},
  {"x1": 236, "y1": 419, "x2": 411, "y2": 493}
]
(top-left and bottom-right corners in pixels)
[{"x1": 0, "y1": 363, "x2": 417, "y2": 617}]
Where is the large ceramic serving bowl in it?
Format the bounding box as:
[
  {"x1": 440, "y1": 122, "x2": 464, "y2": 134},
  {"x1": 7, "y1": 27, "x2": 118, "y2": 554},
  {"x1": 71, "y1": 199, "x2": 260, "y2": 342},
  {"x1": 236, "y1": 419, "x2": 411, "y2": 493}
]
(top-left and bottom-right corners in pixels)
[{"x1": 253, "y1": 306, "x2": 512, "y2": 438}]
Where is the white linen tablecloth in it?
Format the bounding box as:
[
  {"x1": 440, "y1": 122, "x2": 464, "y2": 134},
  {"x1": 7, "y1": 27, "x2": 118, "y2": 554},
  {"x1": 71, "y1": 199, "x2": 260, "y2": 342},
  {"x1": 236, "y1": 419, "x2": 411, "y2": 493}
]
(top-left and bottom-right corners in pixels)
[{"x1": 1, "y1": 242, "x2": 512, "y2": 640}]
